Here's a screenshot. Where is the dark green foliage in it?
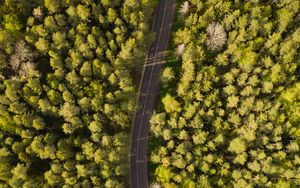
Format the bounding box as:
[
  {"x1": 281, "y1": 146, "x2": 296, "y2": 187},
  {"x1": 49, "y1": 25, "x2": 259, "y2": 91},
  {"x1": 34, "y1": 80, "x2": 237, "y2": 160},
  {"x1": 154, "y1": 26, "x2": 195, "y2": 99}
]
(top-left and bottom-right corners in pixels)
[{"x1": 0, "y1": 0, "x2": 155, "y2": 187}]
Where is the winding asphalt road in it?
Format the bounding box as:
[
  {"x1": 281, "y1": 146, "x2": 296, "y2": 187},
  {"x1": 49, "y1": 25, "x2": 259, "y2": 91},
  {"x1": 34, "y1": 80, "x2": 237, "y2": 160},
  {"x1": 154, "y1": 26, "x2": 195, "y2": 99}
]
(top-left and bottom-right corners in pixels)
[{"x1": 129, "y1": 0, "x2": 176, "y2": 187}]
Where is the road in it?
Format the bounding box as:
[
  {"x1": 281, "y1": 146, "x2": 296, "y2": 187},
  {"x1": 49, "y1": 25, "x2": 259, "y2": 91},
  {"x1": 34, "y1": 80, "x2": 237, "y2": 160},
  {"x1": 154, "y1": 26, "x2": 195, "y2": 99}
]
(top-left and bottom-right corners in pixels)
[{"x1": 129, "y1": 0, "x2": 176, "y2": 187}]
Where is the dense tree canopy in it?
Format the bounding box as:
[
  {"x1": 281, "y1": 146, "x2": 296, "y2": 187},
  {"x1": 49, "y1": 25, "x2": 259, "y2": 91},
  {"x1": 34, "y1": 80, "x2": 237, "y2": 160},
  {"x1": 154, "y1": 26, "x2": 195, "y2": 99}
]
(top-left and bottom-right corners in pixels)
[
  {"x1": 0, "y1": 0, "x2": 156, "y2": 187},
  {"x1": 150, "y1": 0, "x2": 300, "y2": 187}
]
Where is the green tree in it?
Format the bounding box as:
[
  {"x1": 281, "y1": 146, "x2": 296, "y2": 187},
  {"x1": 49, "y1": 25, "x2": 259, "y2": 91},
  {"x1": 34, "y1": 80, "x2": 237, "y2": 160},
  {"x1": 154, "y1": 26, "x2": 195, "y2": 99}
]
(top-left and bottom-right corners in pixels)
[
  {"x1": 277, "y1": 8, "x2": 293, "y2": 33},
  {"x1": 44, "y1": 0, "x2": 61, "y2": 13},
  {"x1": 2, "y1": 14, "x2": 22, "y2": 32},
  {"x1": 155, "y1": 166, "x2": 173, "y2": 183},
  {"x1": 44, "y1": 16, "x2": 58, "y2": 31},
  {"x1": 59, "y1": 102, "x2": 80, "y2": 120},
  {"x1": 12, "y1": 164, "x2": 28, "y2": 181},
  {"x1": 32, "y1": 117, "x2": 45, "y2": 131},
  {"x1": 77, "y1": 4, "x2": 90, "y2": 20},
  {"x1": 161, "y1": 67, "x2": 175, "y2": 83},
  {"x1": 80, "y1": 61, "x2": 92, "y2": 77},
  {"x1": 162, "y1": 94, "x2": 181, "y2": 113},
  {"x1": 228, "y1": 138, "x2": 246, "y2": 154},
  {"x1": 35, "y1": 38, "x2": 49, "y2": 53}
]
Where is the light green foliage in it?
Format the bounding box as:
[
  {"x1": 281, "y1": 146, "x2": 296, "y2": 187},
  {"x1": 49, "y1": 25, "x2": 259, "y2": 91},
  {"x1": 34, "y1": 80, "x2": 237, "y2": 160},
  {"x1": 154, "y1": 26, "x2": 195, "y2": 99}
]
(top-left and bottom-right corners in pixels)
[
  {"x1": 155, "y1": 166, "x2": 173, "y2": 183},
  {"x1": 2, "y1": 14, "x2": 23, "y2": 32},
  {"x1": 44, "y1": 0, "x2": 61, "y2": 13},
  {"x1": 151, "y1": 0, "x2": 300, "y2": 187},
  {"x1": 227, "y1": 95, "x2": 239, "y2": 108},
  {"x1": 35, "y1": 38, "x2": 49, "y2": 53},
  {"x1": 161, "y1": 67, "x2": 175, "y2": 83},
  {"x1": 228, "y1": 138, "x2": 246, "y2": 154},
  {"x1": 162, "y1": 94, "x2": 181, "y2": 113},
  {"x1": 277, "y1": 8, "x2": 293, "y2": 33},
  {"x1": 77, "y1": 4, "x2": 90, "y2": 20}
]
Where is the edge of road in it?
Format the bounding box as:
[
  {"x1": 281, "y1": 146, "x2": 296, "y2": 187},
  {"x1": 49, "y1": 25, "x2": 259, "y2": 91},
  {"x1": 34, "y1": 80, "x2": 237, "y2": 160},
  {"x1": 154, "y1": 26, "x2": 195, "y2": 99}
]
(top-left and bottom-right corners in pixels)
[{"x1": 128, "y1": 0, "x2": 177, "y2": 187}]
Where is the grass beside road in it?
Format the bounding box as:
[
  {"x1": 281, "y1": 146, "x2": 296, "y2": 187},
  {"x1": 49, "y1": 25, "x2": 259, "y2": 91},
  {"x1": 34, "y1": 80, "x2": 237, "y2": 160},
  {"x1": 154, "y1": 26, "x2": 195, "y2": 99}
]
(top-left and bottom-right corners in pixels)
[
  {"x1": 148, "y1": 0, "x2": 185, "y2": 182},
  {"x1": 156, "y1": 0, "x2": 185, "y2": 111}
]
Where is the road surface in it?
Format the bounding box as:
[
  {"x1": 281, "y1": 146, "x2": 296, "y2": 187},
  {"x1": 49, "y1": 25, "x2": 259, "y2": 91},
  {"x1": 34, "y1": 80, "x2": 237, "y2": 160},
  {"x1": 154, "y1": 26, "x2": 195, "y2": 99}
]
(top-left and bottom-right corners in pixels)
[{"x1": 129, "y1": 0, "x2": 176, "y2": 187}]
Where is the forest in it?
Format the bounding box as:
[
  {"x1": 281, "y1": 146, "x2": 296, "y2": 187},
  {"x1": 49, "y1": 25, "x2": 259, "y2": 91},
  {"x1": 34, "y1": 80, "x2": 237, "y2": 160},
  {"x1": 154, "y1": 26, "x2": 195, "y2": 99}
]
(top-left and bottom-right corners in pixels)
[
  {"x1": 150, "y1": 0, "x2": 300, "y2": 187},
  {"x1": 0, "y1": 0, "x2": 156, "y2": 187}
]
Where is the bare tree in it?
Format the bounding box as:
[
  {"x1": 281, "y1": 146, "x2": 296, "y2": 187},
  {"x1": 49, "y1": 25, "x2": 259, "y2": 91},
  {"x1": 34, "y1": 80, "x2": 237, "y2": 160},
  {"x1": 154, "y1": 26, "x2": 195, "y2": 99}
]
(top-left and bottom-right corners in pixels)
[
  {"x1": 149, "y1": 182, "x2": 161, "y2": 188},
  {"x1": 19, "y1": 62, "x2": 37, "y2": 79},
  {"x1": 9, "y1": 54, "x2": 21, "y2": 71},
  {"x1": 179, "y1": 1, "x2": 189, "y2": 17},
  {"x1": 15, "y1": 40, "x2": 33, "y2": 61},
  {"x1": 0, "y1": 74, "x2": 4, "y2": 81},
  {"x1": 206, "y1": 22, "x2": 227, "y2": 51},
  {"x1": 33, "y1": 6, "x2": 44, "y2": 20},
  {"x1": 9, "y1": 40, "x2": 36, "y2": 79},
  {"x1": 176, "y1": 44, "x2": 185, "y2": 56},
  {"x1": 10, "y1": 40, "x2": 33, "y2": 69}
]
